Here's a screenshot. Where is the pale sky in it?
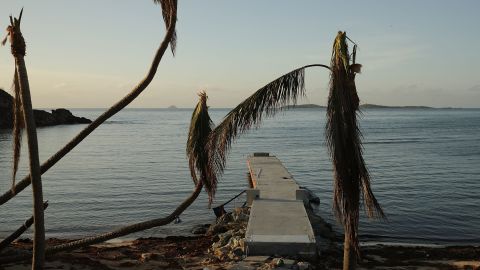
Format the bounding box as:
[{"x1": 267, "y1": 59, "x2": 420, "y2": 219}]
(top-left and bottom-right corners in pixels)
[{"x1": 1, "y1": 1, "x2": 479, "y2": 108}]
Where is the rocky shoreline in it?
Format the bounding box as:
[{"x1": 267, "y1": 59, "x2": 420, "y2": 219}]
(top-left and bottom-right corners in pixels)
[
  {"x1": 0, "y1": 89, "x2": 91, "y2": 129},
  {"x1": 1, "y1": 206, "x2": 479, "y2": 269}
]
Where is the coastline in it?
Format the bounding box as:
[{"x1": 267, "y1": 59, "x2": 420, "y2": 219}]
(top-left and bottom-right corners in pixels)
[
  {"x1": 1, "y1": 207, "x2": 479, "y2": 270},
  {"x1": 3, "y1": 238, "x2": 479, "y2": 269}
]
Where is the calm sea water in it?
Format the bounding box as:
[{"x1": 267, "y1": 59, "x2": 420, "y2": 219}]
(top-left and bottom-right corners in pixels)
[{"x1": 1, "y1": 108, "x2": 479, "y2": 245}]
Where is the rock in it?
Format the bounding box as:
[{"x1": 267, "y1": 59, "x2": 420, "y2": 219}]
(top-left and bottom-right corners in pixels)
[
  {"x1": 0, "y1": 89, "x2": 92, "y2": 129},
  {"x1": 33, "y1": 109, "x2": 56, "y2": 126},
  {"x1": 235, "y1": 229, "x2": 245, "y2": 236},
  {"x1": 232, "y1": 247, "x2": 244, "y2": 257},
  {"x1": 282, "y1": 259, "x2": 296, "y2": 268},
  {"x1": 139, "y1": 252, "x2": 157, "y2": 262},
  {"x1": 296, "y1": 261, "x2": 311, "y2": 270},
  {"x1": 272, "y1": 258, "x2": 284, "y2": 267},
  {"x1": 51, "y1": 108, "x2": 91, "y2": 125},
  {"x1": 225, "y1": 261, "x2": 257, "y2": 270},
  {"x1": 208, "y1": 223, "x2": 229, "y2": 235},
  {"x1": 191, "y1": 224, "x2": 210, "y2": 235},
  {"x1": 214, "y1": 246, "x2": 229, "y2": 259},
  {"x1": 235, "y1": 213, "x2": 249, "y2": 222},
  {"x1": 218, "y1": 231, "x2": 233, "y2": 247},
  {"x1": 243, "y1": 256, "x2": 270, "y2": 263},
  {"x1": 0, "y1": 89, "x2": 14, "y2": 129}
]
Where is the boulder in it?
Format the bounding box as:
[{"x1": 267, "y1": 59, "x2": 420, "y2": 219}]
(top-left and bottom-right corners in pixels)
[
  {"x1": 296, "y1": 261, "x2": 311, "y2": 270},
  {"x1": 51, "y1": 108, "x2": 91, "y2": 125},
  {"x1": 191, "y1": 224, "x2": 210, "y2": 235},
  {"x1": 0, "y1": 89, "x2": 14, "y2": 128},
  {"x1": 0, "y1": 89, "x2": 92, "y2": 129},
  {"x1": 33, "y1": 109, "x2": 56, "y2": 126}
]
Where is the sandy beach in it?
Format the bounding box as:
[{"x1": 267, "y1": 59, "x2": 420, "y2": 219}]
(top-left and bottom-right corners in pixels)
[
  {"x1": 2, "y1": 237, "x2": 479, "y2": 269},
  {"x1": 1, "y1": 207, "x2": 479, "y2": 270}
]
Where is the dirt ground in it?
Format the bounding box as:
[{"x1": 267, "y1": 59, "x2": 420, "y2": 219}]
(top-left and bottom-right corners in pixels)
[{"x1": 1, "y1": 237, "x2": 479, "y2": 270}]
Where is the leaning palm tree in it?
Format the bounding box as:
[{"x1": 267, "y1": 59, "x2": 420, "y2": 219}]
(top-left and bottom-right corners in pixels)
[
  {"x1": 326, "y1": 32, "x2": 384, "y2": 270},
  {"x1": 0, "y1": 0, "x2": 177, "y2": 266},
  {"x1": 206, "y1": 32, "x2": 383, "y2": 270},
  {"x1": 0, "y1": 0, "x2": 177, "y2": 206},
  {"x1": 0, "y1": 91, "x2": 215, "y2": 264},
  {"x1": 3, "y1": 9, "x2": 46, "y2": 269}
]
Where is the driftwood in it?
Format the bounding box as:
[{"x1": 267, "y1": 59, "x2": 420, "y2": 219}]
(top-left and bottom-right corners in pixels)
[{"x1": 0, "y1": 202, "x2": 48, "y2": 251}]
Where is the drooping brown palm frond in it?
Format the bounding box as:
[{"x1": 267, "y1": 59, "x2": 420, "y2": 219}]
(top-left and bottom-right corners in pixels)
[
  {"x1": 187, "y1": 91, "x2": 216, "y2": 205},
  {"x1": 2, "y1": 16, "x2": 23, "y2": 192},
  {"x1": 326, "y1": 32, "x2": 384, "y2": 264},
  {"x1": 207, "y1": 64, "x2": 330, "y2": 178},
  {"x1": 11, "y1": 67, "x2": 24, "y2": 192},
  {"x1": 153, "y1": 0, "x2": 177, "y2": 55}
]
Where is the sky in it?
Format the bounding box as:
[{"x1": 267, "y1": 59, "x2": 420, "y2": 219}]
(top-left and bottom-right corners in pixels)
[{"x1": 0, "y1": 1, "x2": 479, "y2": 108}]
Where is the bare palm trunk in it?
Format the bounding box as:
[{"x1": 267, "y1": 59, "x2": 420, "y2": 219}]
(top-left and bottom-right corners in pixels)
[
  {"x1": 0, "y1": 3, "x2": 177, "y2": 206},
  {"x1": 0, "y1": 182, "x2": 203, "y2": 264},
  {"x1": 4, "y1": 11, "x2": 46, "y2": 269},
  {"x1": 17, "y1": 45, "x2": 45, "y2": 270},
  {"x1": 343, "y1": 233, "x2": 356, "y2": 270}
]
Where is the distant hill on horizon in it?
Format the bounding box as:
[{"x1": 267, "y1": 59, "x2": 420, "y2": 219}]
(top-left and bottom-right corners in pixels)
[
  {"x1": 280, "y1": 103, "x2": 449, "y2": 109},
  {"x1": 162, "y1": 103, "x2": 475, "y2": 110}
]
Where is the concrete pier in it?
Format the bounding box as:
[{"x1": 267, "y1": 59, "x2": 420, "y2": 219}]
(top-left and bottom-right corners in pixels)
[{"x1": 245, "y1": 153, "x2": 316, "y2": 257}]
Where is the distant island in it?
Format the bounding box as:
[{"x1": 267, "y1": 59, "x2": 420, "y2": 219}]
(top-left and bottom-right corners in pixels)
[
  {"x1": 0, "y1": 89, "x2": 92, "y2": 129},
  {"x1": 282, "y1": 104, "x2": 326, "y2": 109},
  {"x1": 167, "y1": 105, "x2": 178, "y2": 109},
  {"x1": 282, "y1": 103, "x2": 436, "y2": 109},
  {"x1": 360, "y1": 104, "x2": 432, "y2": 109}
]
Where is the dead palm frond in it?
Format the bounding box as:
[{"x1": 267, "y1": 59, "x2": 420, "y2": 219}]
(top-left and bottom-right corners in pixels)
[
  {"x1": 207, "y1": 64, "x2": 330, "y2": 178},
  {"x1": 187, "y1": 91, "x2": 216, "y2": 205},
  {"x1": 11, "y1": 68, "x2": 23, "y2": 192},
  {"x1": 2, "y1": 14, "x2": 24, "y2": 192},
  {"x1": 154, "y1": 0, "x2": 177, "y2": 55},
  {"x1": 326, "y1": 31, "x2": 384, "y2": 261}
]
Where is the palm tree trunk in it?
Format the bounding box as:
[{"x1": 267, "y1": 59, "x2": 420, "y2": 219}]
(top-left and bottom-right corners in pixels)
[
  {"x1": 15, "y1": 55, "x2": 45, "y2": 270},
  {"x1": 0, "y1": 182, "x2": 203, "y2": 264},
  {"x1": 343, "y1": 233, "x2": 356, "y2": 270},
  {"x1": 0, "y1": 5, "x2": 177, "y2": 206}
]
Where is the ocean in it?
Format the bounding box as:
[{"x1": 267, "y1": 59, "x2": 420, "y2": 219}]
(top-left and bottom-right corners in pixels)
[{"x1": 1, "y1": 108, "x2": 479, "y2": 245}]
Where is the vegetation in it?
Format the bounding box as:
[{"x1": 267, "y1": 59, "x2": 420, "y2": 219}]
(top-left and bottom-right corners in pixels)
[
  {"x1": 187, "y1": 91, "x2": 217, "y2": 205},
  {"x1": 204, "y1": 32, "x2": 384, "y2": 270},
  {"x1": 0, "y1": 0, "x2": 180, "y2": 266},
  {"x1": 326, "y1": 32, "x2": 384, "y2": 270},
  {"x1": 1, "y1": 2, "x2": 383, "y2": 270},
  {"x1": 3, "y1": 9, "x2": 46, "y2": 269},
  {"x1": 0, "y1": 0, "x2": 177, "y2": 205}
]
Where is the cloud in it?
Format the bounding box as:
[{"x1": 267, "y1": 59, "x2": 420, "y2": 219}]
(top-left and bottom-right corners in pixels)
[{"x1": 467, "y1": 84, "x2": 480, "y2": 92}]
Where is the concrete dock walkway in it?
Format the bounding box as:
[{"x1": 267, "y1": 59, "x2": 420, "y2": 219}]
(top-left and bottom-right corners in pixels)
[{"x1": 245, "y1": 153, "x2": 316, "y2": 257}]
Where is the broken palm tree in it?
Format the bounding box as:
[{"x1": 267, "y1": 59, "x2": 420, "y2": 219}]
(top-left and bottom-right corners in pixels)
[
  {"x1": 205, "y1": 32, "x2": 383, "y2": 269},
  {"x1": 0, "y1": 90, "x2": 217, "y2": 264},
  {"x1": 326, "y1": 31, "x2": 384, "y2": 270},
  {"x1": 3, "y1": 9, "x2": 46, "y2": 270},
  {"x1": 187, "y1": 91, "x2": 217, "y2": 206}
]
